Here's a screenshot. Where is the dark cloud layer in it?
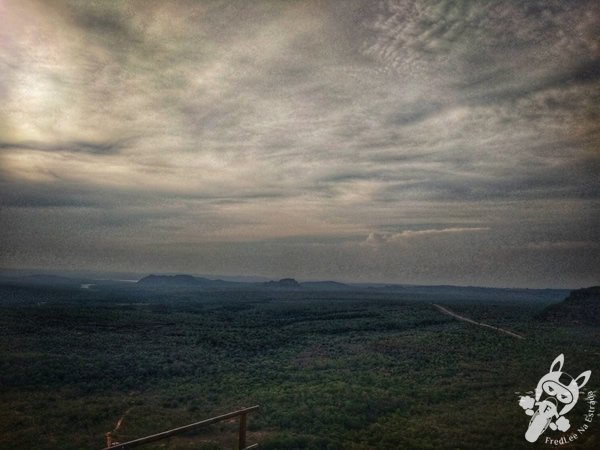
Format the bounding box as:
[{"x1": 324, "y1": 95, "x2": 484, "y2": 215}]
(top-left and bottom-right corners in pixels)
[
  {"x1": 0, "y1": 0, "x2": 598, "y2": 287},
  {"x1": 0, "y1": 139, "x2": 131, "y2": 155}
]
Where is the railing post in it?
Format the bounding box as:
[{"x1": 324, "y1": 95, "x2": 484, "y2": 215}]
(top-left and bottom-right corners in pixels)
[{"x1": 238, "y1": 412, "x2": 247, "y2": 450}]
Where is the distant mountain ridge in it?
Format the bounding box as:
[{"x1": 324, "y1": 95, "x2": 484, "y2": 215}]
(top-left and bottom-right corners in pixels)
[
  {"x1": 140, "y1": 274, "x2": 208, "y2": 284},
  {"x1": 0, "y1": 272, "x2": 571, "y2": 301},
  {"x1": 538, "y1": 286, "x2": 600, "y2": 326},
  {"x1": 138, "y1": 275, "x2": 308, "y2": 289},
  {"x1": 138, "y1": 275, "x2": 351, "y2": 290},
  {"x1": 263, "y1": 278, "x2": 301, "y2": 288},
  {"x1": 301, "y1": 280, "x2": 351, "y2": 290},
  {"x1": 137, "y1": 274, "x2": 231, "y2": 287}
]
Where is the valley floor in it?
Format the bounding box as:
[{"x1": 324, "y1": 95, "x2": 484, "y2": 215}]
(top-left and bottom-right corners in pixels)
[{"x1": 0, "y1": 283, "x2": 597, "y2": 449}]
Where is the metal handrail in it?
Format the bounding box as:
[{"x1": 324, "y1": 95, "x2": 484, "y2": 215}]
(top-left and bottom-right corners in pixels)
[{"x1": 102, "y1": 405, "x2": 259, "y2": 450}]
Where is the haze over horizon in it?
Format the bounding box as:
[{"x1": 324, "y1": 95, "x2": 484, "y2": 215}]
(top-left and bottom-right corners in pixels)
[{"x1": 1, "y1": 1, "x2": 599, "y2": 289}]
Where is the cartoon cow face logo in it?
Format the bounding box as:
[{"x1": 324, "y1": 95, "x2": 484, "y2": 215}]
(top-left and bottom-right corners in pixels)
[{"x1": 519, "y1": 354, "x2": 592, "y2": 443}]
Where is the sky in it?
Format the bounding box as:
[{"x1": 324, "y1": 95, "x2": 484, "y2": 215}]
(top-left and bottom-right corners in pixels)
[{"x1": 0, "y1": 0, "x2": 599, "y2": 288}]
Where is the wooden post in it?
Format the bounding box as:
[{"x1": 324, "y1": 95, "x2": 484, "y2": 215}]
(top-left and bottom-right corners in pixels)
[{"x1": 238, "y1": 413, "x2": 247, "y2": 450}]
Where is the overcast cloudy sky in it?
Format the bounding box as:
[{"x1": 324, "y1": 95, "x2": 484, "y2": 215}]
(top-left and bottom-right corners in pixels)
[{"x1": 1, "y1": 0, "x2": 598, "y2": 288}]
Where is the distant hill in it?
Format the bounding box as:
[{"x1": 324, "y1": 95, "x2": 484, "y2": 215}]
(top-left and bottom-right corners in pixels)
[
  {"x1": 264, "y1": 278, "x2": 301, "y2": 289},
  {"x1": 300, "y1": 280, "x2": 350, "y2": 290},
  {"x1": 137, "y1": 274, "x2": 229, "y2": 287},
  {"x1": 0, "y1": 274, "x2": 90, "y2": 287},
  {"x1": 0, "y1": 272, "x2": 573, "y2": 302},
  {"x1": 138, "y1": 275, "x2": 353, "y2": 290},
  {"x1": 538, "y1": 286, "x2": 600, "y2": 326}
]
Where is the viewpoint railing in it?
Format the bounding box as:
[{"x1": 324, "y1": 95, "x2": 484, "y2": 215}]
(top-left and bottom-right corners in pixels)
[{"x1": 102, "y1": 405, "x2": 259, "y2": 450}]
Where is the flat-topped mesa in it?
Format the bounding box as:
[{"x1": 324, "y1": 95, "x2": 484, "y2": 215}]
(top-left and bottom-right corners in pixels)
[
  {"x1": 263, "y1": 278, "x2": 301, "y2": 288},
  {"x1": 137, "y1": 274, "x2": 213, "y2": 286}
]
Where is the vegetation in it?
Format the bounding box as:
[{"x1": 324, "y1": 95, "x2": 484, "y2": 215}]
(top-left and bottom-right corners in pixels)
[
  {"x1": 538, "y1": 286, "x2": 600, "y2": 326},
  {"x1": 0, "y1": 281, "x2": 597, "y2": 449}
]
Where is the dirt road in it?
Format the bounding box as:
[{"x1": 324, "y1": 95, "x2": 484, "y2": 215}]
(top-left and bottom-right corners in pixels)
[{"x1": 433, "y1": 303, "x2": 525, "y2": 339}]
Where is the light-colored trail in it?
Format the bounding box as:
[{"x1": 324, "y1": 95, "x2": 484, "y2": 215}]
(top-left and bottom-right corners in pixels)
[{"x1": 433, "y1": 303, "x2": 525, "y2": 340}]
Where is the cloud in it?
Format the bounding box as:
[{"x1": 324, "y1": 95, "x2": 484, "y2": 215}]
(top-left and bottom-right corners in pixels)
[
  {"x1": 0, "y1": 0, "x2": 598, "y2": 287},
  {"x1": 0, "y1": 139, "x2": 132, "y2": 155},
  {"x1": 365, "y1": 227, "x2": 490, "y2": 245}
]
